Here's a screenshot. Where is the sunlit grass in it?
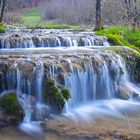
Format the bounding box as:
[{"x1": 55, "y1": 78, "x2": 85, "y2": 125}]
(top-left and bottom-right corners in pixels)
[
  {"x1": 27, "y1": 22, "x2": 88, "y2": 30},
  {"x1": 0, "y1": 25, "x2": 7, "y2": 33},
  {"x1": 22, "y1": 8, "x2": 41, "y2": 25},
  {"x1": 96, "y1": 26, "x2": 140, "y2": 53},
  {"x1": 22, "y1": 8, "x2": 88, "y2": 30}
]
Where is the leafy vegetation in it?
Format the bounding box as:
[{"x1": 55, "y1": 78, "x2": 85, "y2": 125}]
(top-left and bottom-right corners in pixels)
[{"x1": 96, "y1": 26, "x2": 140, "y2": 52}]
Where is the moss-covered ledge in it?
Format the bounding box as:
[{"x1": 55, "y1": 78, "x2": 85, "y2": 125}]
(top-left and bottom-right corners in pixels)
[
  {"x1": 105, "y1": 46, "x2": 140, "y2": 83},
  {"x1": 44, "y1": 78, "x2": 71, "y2": 113},
  {"x1": 0, "y1": 25, "x2": 7, "y2": 33},
  {"x1": 0, "y1": 92, "x2": 24, "y2": 126}
]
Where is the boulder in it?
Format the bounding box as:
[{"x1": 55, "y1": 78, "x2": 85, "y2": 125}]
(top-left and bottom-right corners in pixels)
[
  {"x1": 44, "y1": 78, "x2": 70, "y2": 113},
  {"x1": 116, "y1": 84, "x2": 133, "y2": 100},
  {"x1": 0, "y1": 92, "x2": 24, "y2": 125}
]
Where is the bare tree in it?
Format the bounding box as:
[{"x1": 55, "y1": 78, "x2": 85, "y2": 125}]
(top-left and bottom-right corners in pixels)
[
  {"x1": 123, "y1": 0, "x2": 140, "y2": 28},
  {"x1": 0, "y1": 0, "x2": 6, "y2": 23},
  {"x1": 95, "y1": 0, "x2": 103, "y2": 31}
]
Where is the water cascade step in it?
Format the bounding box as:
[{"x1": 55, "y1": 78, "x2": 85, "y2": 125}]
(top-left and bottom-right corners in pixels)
[
  {"x1": 0, "y1": 29, "x2": 140, "y2": 133},
  {"x1": 0, "y1": 29, "x2": 110, "y2": 48},
  {"x1": 0, "y1": 48, "x2": 139, "y2": 121}
]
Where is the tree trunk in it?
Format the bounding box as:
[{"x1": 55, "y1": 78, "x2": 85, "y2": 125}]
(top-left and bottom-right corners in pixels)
[
  {"x1": 0, "y1": 0, "x2": 6, "y2": 23},
  {"x1": 133, "y1": 0, "x2": 138, "y2": 29},
  {"x1": 124, "y1": 0, "x2": 139, "y2": 29},
  {"x1": 95, "y1": 0, "x2": 103, "y2": 31}
]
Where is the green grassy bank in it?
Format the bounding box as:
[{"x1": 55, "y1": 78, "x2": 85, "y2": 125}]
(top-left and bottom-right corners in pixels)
[
  {"x1": 0, "y1": 25, "x2": 7, "y2": 33},
  {"x1": 96, "y1": 26, "x2": 140, "y2": 53}
]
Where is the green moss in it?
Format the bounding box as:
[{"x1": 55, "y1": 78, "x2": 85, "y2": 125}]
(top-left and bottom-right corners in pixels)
[
  {"x1": 105, "y1": 46, "x2": 140, "y2": 57},
  {"x1": 0, "y1": 25, "x2": 7, "y2": 33},
  {"x1": 119, "y1": 66, "x2": 125, "y2": 75},
  {"x1": 0, "y1": 93, "x2": 24, "y2": 123},
  {"x1": 106, "y1": 34, "x2": 124, "y2": 46},
  {"x1": 135, "y1": 40, "x2": 140, "y2": 48},
  {"x1": 106, "y1": 46, "x2": 140, "y2": 83},
  {"x1": 61, "y1": 88, "x2": 71, "y2": 101},
  {"x1": 94, "y1": 25, "x2": 104, "y2": 31},
  {"x1": 44, "y1": 78, "x2": 70, "y2": 113},
  {"x1": 96, "y1": 26, "x2": 140, "y2": 53},
  {"x1": 46, "y1": 79, "x2": 55, "y2": 87}
]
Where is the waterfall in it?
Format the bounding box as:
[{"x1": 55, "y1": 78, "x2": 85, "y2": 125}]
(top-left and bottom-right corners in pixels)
[
  {"x1": 0, "y1": 45, "x2": 140, "y2": 133},
  {"x1": 64, "y1": 37, "x2": 73, "y2": 47},
  {"x1": 84, "y1": 38, "x2": 92, "y2": 46},
  {"x1": 72, "y1": 39, "x2": 78, "y2": 46},
  {"x1": 55, "y1": 37, "x2": 61, "y2": 47},
  {"x1": 64, "y1": 53, "x2": 140, "y2": 114},
  {"x1": 36, "y1": 61, "x2": 44, "y2": 103},
  {"x1": 6, "y1": 58, "x2": 48, "y2": 133},
  {"x1": 0, "y1": 30, "x2": 110, "y2": 49}
]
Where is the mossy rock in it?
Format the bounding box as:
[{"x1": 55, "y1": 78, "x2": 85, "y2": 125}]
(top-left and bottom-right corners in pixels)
[
  {"x1": 0, "y1": 72, "x2": 4, "y2": 92},
  {"x1": 61, "y1": 88, "x2": 71, "y2": 101},
  {"x1": 0, "y1": 25, "x2": 7, "y2": 33},
  {"x1": 44, "y1": 78, "x2": 70, "y2": 113},
  {"x1": 107, "y1": 34, "x2": 123, "y2": 46},
  {"x1": 0, "y1": 93, "x2": 24, "y2": 125},
  {"x1": 94, "y1": 25, "x2": 104, "y2": 31},
  {"x1": 119, "y1": 66, "x2": 125, "y2": 75},
  {"x1": 106, "y1": 47, "x2": 140, "y2": 83}
]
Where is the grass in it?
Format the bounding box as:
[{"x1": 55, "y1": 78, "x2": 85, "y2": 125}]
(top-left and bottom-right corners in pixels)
[
  {"x1": 27, "y1": 22, "x2": 88, "y2": 30},
  {"x1": 22, "y1": 8, "x2": 88, "y2": 30},
  {"x1": 22, "y1": 8, "x2": 41, "y2": 25},
  {"x1": 0, "y1": 25, "x2": 7, "y2": 33},
  {"x1": 23, "y1": 8, "x2": 41, "y2": 16},
  {"x1": 96, "y1": 26, "x2": 140, "y2": 53}
]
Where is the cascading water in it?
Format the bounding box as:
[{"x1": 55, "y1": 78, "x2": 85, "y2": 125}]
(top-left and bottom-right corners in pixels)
[
  {"x1": 6, "y1": 58, "x2": 48, "y2": 133},
  {"x1": 64, "y1": 52, "x2": 140, "y2": 120},
  {"x1": 0, "y1": 28, "x2": 140, "y2": 135},
  {"x1": 0, "y1": 29, "x2": 110, "y2": 48}
]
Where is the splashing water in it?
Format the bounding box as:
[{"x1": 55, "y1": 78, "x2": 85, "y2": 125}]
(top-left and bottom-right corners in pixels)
[
  {"x1": 64, "y1": 53, "x2": 140, "y2": 120},
  {"x1": 12, "y1": 59, "x2": 47, "y2": 134},
  {"x1": 0, "y1": 29, "x2": 110, "y2": 48},
  {"x1": 0, "y1": 47, "x2": 140, "y2": 134}
]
